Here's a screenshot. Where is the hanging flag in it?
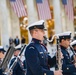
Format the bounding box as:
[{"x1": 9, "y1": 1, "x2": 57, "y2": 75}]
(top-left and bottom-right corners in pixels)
[
  {"x1": 10, "y1": 0, "x2": 27, "y2": 18},
  {"x1": 62, "y1": 0, "x2": 67, "y2": 5},
  {"x1": 36, "y1": 0, "x2": 51, "y2": 20},
  {"x1": 62, "y1": 0, "x2": 74, "y2": 21}
]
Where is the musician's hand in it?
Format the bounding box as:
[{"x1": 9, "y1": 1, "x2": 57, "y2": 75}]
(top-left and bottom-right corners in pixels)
[
  {"x1": 60, "y1": 51, "x2": 64, "y2": 59},
  {"x1": 74, "y1": 55, "x2": 76, "y2": 63},
  {"x1": 74, "y1": 63, "x2": 76, "y2": 68},
  {"x1": 56, "y1": 50, "x2": 64, "y2": 59},
  {"x1": 54, "y1": 70, "x2": 63, "y2": 75}
]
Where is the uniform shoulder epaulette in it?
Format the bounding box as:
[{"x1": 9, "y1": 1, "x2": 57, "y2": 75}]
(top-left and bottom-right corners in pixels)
[
  {"x1": 29, "y1": 46, "x2": 35, "y2": 49},
  {"x1": 26, "y1": 43, "x2": 36, "y2": 50}
]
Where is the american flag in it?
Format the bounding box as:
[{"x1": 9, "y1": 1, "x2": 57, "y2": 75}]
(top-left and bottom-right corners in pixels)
[
  {"x1": 62, "y1": 0, "x2": 74, "y2": 21},
  {"x1": 10, "y1": 0, "x2": 27, "y2": 18},
  {"x1": 36, "y1": 0, "x2": 51, "y2": 20}
]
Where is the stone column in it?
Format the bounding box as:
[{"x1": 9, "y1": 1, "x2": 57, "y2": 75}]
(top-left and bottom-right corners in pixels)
[
  {"x1": 26, "y1": 0, "x2": 38, "y2": 42},
  {"x1": 0, "y1": 16, "x2": 2, "y2": 45},
  {"x1": 9, "y1": 2, "x2": 20, "y2": 40},
  {"x1": 66, "y1": 18, "x2": 74, "y2": 36},
  {"x1": 64, "y1": 1, "x2": 74, "y2": 36},
  {"x1": 60, "y1": 0, "x2": 74, "y2": 36},
  {"x1": 60, "y1": 0, "x2": 67, "y2": 32},
  {"x1": 53, "y1": 0, "x2": 63, "y2": 34},
  {"x1": 0, "y1": 0, "x2": 12, "y2": 49}
]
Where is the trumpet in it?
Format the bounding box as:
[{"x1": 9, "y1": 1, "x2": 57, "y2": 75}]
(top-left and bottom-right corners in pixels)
[{"x1": 44, "y1": 35, "x2": 63, "y2": 70}]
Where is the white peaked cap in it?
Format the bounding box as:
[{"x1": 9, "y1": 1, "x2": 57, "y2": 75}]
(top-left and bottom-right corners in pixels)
[
  {"x1": 0, "y1": 46, "x2": 6, "y2": 52},
  {"x1": 74, "y1": 32, "x2": 76, "y2": 34},
  {"x1": 15, "y1": 44, "x2": 21, "y2": 50},
  {"x1": 70, "y1": 40, "x2": 76, "y2": 46},
  {"x1": 57, "y1": 31, "x2": 71, "y2": 37},
  {"x1": 26, "y1": 20, "x2": 44, "y2": 30},
  {"x1": 0, "y1": 46, "x2": 4, "y2": 49}
]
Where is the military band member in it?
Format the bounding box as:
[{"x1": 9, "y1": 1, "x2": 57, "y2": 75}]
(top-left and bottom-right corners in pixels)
[
  {"x1": 0, "y1": 46, "x2": 6, "y2": 75},
  {"x1": 25, "y1": 20, "x2": 62, "y2": 75},
  {"x1": 58, "y1": 32, "x2": 76, "y2": 75},
  {"x1": 9, "y1": 44, "x2": 25, "y2": 75},
  {"x1": 70, "y1": 40, "x2": 76, "y2": 53},
  {"x1": 70, "y1": 40, "x2": 76, "y2": 63}
]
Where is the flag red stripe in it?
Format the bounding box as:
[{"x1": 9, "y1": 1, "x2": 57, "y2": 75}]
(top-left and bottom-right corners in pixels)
[
  {"x1": 10, "y1": 0, "x2": 27, "y2": 18},
  {"x1": 36, "y1": 0, "x2": 51, "y2": 20},
  {"x1": 64, "y1": 0, "x2": 74, "y2": 20}
]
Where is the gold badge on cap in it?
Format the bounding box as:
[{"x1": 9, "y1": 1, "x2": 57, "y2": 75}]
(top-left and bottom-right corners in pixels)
[{"x1": 34, "y1": 26, "x2": 37, "y2": 29}]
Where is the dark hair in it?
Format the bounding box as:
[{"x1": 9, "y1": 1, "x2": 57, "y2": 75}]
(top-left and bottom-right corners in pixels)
[{"x1": 59, "y1": 38, "x2": 67, "y2": 43}]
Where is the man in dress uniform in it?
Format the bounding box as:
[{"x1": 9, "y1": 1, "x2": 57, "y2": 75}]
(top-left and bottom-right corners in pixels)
[
  {"x1": 70, "y1": 40, "x2": 76, "y2": 53},
  {"x1": 70, "y1": 40, "x2": 76, "y2": 63},
  {"x1": 25, "y1": 20, "x2": 62, "y2": 75},
  {"x1": 58, "y1": 32, "x2": 76, "y2": 75},
  {"x1": 0, "y1": 46, "x2": 6, "y2": 75},
  {"x1": 9, "y1": 44, "x2": 25, "y2": 75}
]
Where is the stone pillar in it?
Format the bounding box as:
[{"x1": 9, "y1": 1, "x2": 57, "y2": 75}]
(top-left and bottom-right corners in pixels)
[
  {"x1": 9, "y1": 2, "x2": 20, "y2": 40},
  {"x1": 60, "y1": 0, "x2": 74, "y2": 36},
  {"x1": 0, "y1": 16, "x2": 2, "y2": 45},
  {"x1": 60, "y1": 0, "x2": 67, "y2": 32},
  {"x1": 0, "y1": 0, "x2": 12, "y2": 49},
  {"x1": 64, "y1": 2, "x2": 74, "y2": 36},
  {"x1": 53, "y1": 0, "x2": 63, "y2": 34},
  {"x1": 66, "y1": 18, "x2": 74, "y2": 36},
  {"x1": 26, "y1": 0, "x2": 38, "y2": 42}
]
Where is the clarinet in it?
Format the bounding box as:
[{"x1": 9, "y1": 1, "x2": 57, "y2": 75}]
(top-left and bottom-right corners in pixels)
[
  {"x1": 55, "y1": 37, "x2": 63, "y2": 70},
  {"x1": 44, "y1": 35, "x2": 63, "y2": 70}
]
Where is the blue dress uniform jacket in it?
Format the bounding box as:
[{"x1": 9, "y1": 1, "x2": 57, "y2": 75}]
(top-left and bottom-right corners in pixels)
[
  {"x1": 0, "y1": 69, "x2": 5, "y2": 75},
  {"x1": 61, "y1": 46, "x2": 76, "y2": 75},
  {"x1": 9, "y1": 57, "x2": 25, "y2": 75},
  {"x1": 25, "y1": 38, "x2": 56, "y2": 75}
]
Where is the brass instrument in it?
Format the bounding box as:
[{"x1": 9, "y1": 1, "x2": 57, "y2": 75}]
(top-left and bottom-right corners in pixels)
[{"x1": 44, "y1": 35, "x2": 63, "y2": 70}]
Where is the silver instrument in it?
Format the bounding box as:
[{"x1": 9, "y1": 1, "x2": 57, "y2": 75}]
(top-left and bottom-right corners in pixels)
[
  {"x1": 7, "y1": 44, "x2": 26, "y2": 75},
  {"x1": 0, "y1": 46, "x2": 15, "y2": 74},
  {"x1": 44, "y1": 35, "x2": 63, "y2": 70},
  {"x1": 56, "y1": 37, "x2": 62, "y2": 70},
  {"x1": 43, "y1": 35, "x2": 56, "y2": 43}
]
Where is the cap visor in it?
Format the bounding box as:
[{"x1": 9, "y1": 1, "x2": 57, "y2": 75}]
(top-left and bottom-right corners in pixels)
[
  {"x1": 3, "y1": 50, "x2": 6, "y2": 52},
  {"x1": 44, "y1": 28, "x2": 47, "y2": 31}
]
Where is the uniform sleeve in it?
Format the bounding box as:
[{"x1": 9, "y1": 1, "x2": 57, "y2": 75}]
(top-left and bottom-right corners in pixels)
[
  {"x1": 25, "y1": 46, "x2": 54, "y2": 75},
  {"x1": 0, "y1": 69, "x2": 5, "y2": 75},
  {"x1": 62, "y1": 59, "x2": 76, "y2": 73},
  {"x1": 48, "y1": 55, "x2": 56, "y2": 67},
  {"x1": 9, "y1": 58, "x2": 15, "y2": 68},
  {"x1": 23, "y1": 60, "x2": 27, "y2": 69},
  {"x1": 70, "y1": 55, "x2": 75, "y2": 63}
]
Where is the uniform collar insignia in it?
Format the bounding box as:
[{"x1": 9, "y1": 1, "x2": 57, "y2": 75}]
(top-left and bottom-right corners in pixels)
[{"x1": 40, "y1": 52, "x2": 43, "y2": 54}]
